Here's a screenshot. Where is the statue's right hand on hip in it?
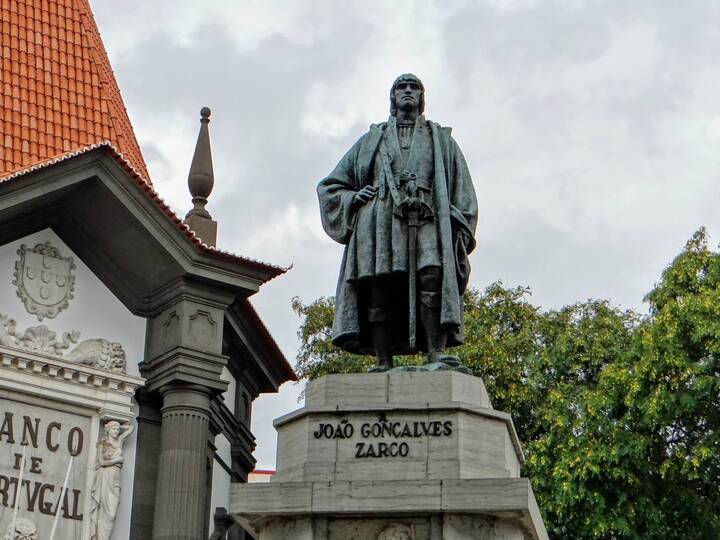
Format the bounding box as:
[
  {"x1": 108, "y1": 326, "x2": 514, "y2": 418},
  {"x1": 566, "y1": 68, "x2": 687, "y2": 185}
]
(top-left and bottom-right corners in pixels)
[{"x1": 353, "y1": 185, "x2": 378, "y2": 208}]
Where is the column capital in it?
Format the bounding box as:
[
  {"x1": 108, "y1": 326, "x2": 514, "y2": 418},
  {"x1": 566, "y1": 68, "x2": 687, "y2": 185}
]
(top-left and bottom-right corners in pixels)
[
  {"x1": 159, "y1": 383, "x2": 213, "y2": 415},
  {"x1": 142, "y1": 286, "x2": 230, "y2": 395},
  {"x1": 141, "y1": 348, "x2": 229, "y2": 395}
]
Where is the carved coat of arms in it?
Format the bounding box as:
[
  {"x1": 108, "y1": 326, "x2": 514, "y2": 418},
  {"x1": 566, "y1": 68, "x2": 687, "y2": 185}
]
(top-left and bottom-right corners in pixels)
[{"x1": 13, "y1": 242, "x2": 76, "y2": 321}]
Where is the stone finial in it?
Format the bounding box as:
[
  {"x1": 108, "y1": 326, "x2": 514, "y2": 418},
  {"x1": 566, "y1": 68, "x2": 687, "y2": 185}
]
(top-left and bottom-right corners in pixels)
[
  {"x1": 187, "y1": 107, "x2": 214, "y2": 219},
  {"x1": 185, "y1": 107, "x2": 218, "y2": 246}
]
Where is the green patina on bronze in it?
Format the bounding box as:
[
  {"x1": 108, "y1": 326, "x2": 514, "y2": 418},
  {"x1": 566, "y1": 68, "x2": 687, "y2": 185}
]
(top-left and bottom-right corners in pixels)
[{"x1": 317, "y1": 74, "x2": 478, "y2": 371}]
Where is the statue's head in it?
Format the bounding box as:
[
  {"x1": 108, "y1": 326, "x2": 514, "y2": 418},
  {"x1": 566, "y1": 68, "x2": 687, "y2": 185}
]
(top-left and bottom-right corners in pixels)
[
  {"x1": 389, "y1": 73, "x2": 425, "y2": 117},
  {"x1": 105, "y1": 420, "x2": 121, "y2": 439}
]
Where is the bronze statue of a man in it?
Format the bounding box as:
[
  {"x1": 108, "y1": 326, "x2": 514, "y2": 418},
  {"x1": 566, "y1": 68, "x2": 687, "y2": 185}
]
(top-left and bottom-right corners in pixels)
[{"x1": 317, "y1": 74, "x2": 478, "y2": 370}]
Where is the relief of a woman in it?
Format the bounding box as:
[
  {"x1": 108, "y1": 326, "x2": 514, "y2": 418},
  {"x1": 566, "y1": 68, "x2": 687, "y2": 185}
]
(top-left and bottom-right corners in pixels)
[{"x1": 89, "y1": 421, "x2": 134, "y2": 540}]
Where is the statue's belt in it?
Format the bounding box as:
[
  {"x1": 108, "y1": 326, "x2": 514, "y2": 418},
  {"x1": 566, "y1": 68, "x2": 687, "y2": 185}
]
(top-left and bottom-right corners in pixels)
[{"x1": 378, "y1": 140, "x2": 432, "y2": 213}]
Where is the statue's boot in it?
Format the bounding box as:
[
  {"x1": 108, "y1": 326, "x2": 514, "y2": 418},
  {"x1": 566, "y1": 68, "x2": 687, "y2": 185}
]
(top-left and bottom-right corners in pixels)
[
  {"x1": 420, "y1": 301, "x2": 460, "y2": 366},
  {"x1": 427, "y1": 351, "x2": 461, "y2": 366},
  {"x1": 368, "y1": 322, "x2": 393, "y2": 372}
]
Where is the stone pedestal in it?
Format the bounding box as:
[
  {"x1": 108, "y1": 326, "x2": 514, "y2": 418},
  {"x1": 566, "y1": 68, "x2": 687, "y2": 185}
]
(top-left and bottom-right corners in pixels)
[{"x1": 231, "y1": 372, "x2": 547, "y2": 540}]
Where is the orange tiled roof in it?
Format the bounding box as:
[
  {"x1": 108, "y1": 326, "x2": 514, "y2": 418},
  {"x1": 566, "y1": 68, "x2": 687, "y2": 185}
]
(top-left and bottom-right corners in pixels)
[{"x1": 0, "y1": 0, "x2": 149, "y2": 180}]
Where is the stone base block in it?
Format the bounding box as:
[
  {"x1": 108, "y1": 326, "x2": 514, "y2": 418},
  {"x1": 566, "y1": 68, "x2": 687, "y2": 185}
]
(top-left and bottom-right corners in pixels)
[
  {"x1": 231, "y1": 478, "x2": 547, "y2": 540},
  {"x1": 232, "y1": 373, "x2": 548, "y2": 540},
  {"x1": 304, "y1": 371, "x2": 492, "y2": 409},
  {"x1": 273, "y1": 372, "x2": 523, "y2": 483}
]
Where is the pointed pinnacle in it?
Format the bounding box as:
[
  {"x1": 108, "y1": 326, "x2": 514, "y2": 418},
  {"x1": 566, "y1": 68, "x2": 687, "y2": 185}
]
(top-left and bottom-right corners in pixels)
[{"x1": 186, "y1": 106, "x2": 214, "y2": 220}]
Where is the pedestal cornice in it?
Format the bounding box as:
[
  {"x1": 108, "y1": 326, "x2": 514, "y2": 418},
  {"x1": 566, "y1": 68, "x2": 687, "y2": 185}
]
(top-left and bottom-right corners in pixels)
[{"x1": 231, "y1": 478, "x2": 548, "y2": 540}]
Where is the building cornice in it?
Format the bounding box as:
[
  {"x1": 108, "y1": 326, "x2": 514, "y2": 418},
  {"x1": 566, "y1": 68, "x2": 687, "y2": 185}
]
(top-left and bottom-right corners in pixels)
[{"x1": 0, "y1": 345, "x2": 144, "y2": 422}]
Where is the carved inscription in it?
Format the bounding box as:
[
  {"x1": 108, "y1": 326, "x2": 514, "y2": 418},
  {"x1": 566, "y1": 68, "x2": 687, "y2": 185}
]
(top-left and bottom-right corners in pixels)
[
  {"x1": 0, "y1": 402, "x2": 90, "y2": 537},
  {"x1": 313, "y1": 419, "x2": 453, "y2": 459}
]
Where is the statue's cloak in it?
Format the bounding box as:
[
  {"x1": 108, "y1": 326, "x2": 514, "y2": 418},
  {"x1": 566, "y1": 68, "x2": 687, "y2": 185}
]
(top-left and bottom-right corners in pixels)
[{"x1": 317, "y1": 120, "x2": 478, "y2": 355}]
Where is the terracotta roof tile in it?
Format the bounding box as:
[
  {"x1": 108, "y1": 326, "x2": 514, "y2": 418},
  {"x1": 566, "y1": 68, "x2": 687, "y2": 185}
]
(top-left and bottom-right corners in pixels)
[
  {"x1": 0, "y1": 0, "x2": 289, "y2": 290},
  {"x1": 0, "y1": 0, "x2": 148, "y2": 180}
]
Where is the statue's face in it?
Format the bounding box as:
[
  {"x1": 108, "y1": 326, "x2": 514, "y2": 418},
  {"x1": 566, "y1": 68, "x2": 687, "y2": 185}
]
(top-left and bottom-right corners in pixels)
[
  {"x1": 393, "y1": 79, "x2": 422, "y2": 114},
  {"x1": 106, "y1": 424, "x2": 120, "y2": 438}
]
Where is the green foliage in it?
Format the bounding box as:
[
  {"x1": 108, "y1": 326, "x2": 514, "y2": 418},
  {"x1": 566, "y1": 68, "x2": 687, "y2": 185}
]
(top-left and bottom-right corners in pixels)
[{"x1": 292, "y1": 229, "x2": 720, "y2": 539}]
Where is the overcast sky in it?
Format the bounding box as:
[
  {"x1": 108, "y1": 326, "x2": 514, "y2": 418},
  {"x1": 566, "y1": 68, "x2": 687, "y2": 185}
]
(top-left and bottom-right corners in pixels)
[{"x1": 89, "y1": 0, "x2": 720, "y2": 468}]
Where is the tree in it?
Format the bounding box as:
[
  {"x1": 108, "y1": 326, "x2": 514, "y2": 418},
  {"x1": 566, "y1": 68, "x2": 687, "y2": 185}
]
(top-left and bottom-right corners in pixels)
[{"x1": 292, "y1": 229, "x2": 720, "y2": 539}]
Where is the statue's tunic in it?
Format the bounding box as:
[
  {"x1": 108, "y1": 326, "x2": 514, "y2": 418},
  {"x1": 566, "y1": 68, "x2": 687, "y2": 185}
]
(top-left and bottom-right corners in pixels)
[
  {"x1": 355, "y1": 116, "x2": 439, "y2": 277},
  {"x1": 317, "y1": 116, "x2": 478, "y2": 355}
]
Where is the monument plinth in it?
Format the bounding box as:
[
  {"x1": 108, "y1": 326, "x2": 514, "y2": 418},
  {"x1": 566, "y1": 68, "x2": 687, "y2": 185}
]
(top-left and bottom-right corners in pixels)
[{"x1": 231, "y1": 371, "x2": 547, "y2": 540}]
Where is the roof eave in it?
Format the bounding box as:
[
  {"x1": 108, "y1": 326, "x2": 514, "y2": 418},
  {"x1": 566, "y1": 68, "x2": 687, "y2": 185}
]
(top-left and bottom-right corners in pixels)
[{"x1": 0, "y1": 143, "x2": 289, "y2": 285}]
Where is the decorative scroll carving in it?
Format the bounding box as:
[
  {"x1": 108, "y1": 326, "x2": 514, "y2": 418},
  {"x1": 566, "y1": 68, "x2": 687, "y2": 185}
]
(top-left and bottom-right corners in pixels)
[
  {"x1": 378, "y1": 524, "x2": 415, "y2": 540},
  {"x1": 0, "y1": 314, "x2": 127, "y2": 373},
  {"x1": 16, "y1": 324, "x2": 79, "y2": 356},
  {"x1": 3, "y1": 518, "x2": 38, "y2": 540},
  {"x1": 14, "y1": 242, "x2": 76, "y2": 321},
  {"x1": 89, "y1": 421, "x2": 135, "y2": 540}
]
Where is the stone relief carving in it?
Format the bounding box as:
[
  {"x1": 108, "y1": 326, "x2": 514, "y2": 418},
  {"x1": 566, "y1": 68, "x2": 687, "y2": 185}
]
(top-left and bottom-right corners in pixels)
[
  {"x1": 0, "y1": 314, "x2": 127, "y2": 373},
  {"x1": 89, "y1": 421, "x2": 134, "y2": 540},
  {"x1": 66, "y1": 339, "x2": 127, "y2": 372},
  {"x1": 14, "y1": 242, "x2": 76, "y2": 321},
  {"x1": 189, "y1": 309, "x2": 217, "y2": 345},
  {"x1": 15, "y1": 324, "x2": 79, "y2": 356},
  {"x1": 0, "y1": 314, "x2": 17, "y2": 347},
  {"x1": 159, "y1": 310, "x2": 180, "y2": 351},
  {"x1": 3, "y1": 518, "x2": 38, "y2": 540},
  {"x1": 378, "y1": 524, "x2": 415, "y2": 540}
]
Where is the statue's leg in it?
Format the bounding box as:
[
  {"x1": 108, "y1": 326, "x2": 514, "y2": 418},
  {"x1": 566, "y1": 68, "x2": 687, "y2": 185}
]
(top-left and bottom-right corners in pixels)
[
  {"x1": 418, "y1": 266, "x2": 445, "y2": 358},
  {"x1": 368, "y1": 282, "x2": 393, "y2": 370},
  {"x1": 418, "y1": 266, "x2": 461, "y2": 365}
]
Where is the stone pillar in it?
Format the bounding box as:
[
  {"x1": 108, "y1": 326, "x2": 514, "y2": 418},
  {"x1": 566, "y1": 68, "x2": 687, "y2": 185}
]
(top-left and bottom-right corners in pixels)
[
  {"x1": 130, "y1": 388, "x2": 162, "y2": 540},
  {"x1": 152, "y1": 384, "x2": 213, "y2": 540},
  {"x1": 141, "y1": 283, "x2": 233, "y2": 538}
]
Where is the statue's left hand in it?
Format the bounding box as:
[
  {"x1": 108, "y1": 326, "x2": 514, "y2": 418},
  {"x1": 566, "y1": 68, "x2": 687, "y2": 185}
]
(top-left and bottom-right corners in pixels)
[{"x1": 454, "y1": 230, "x2": 472, "y2": 294}]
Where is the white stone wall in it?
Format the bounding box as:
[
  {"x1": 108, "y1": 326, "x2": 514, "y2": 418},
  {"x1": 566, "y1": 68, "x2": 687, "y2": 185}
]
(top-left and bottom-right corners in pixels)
[
  {"x1": 222, "y1": 367, "x2": 236, "y2": 415},
  {"x1": 206, "y1": 369, "x2": 236, "y2": 533},
  {"x1": 210, "y1": 433, "x2": 233, "y2": 530},
  {"x1": 0, "y1": 228, "x2": 146, "y2": 540}
]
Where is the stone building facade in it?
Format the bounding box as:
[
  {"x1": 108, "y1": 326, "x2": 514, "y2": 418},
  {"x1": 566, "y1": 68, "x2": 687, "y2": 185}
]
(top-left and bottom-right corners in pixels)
[{"x1": 0, "y1": 1, "x2": 295, "y2": 539}]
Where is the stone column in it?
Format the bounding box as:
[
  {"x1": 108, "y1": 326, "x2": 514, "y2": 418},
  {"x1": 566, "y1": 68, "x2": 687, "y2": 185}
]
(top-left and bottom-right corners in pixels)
[
  {"x1": 130, "y1": 388, "x2": 162, "y2": 540},
  {"x1": 152, "y1": 384, "x2": 213, "y2": 540},
  {"x1": 141, "y1": 284, "x2": 233, "y2": 538}
]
